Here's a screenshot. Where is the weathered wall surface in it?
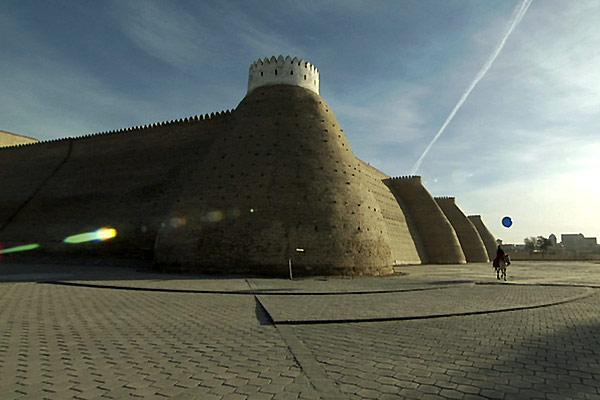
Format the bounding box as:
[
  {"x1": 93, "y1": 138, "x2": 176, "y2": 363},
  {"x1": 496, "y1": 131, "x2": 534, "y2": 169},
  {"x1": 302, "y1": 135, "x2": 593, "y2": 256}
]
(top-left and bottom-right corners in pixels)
[
  {"x1": 0, "y1": 113, "x2": 230, "y2": 259},
  {"x1": 0, "y1": 140, "x2": 71, "y2": 230},
  {"x1": 155, "y1": 85, "x2": 397, "y2": 276},
  {"x1": 355, "y1": 161, "x2": 422, "y2": 265},
  {"x1": 1, "y1": 80, "x2": 489, "y2": 274},
  {"x1": 0, "y1": 130, "x2": 38, "y2": 147},
  {"x1": 468, "y1": 215, "x2": 498, "y2": 260},
  {"x1": 435, "y1": 197, "x2": 489, "y2": 263},
  {"x1": 385, "y1": 176, "x2": 466, "y2": 264}
]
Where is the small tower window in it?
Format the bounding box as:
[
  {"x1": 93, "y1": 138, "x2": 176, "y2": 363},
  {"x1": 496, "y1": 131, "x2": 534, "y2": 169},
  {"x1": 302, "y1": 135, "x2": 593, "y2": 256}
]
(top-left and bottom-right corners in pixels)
[
  {"x1": 275, "y1": 69, "x2": 278, "y2": 75},
  {"x1": 304, "y1": 75, "x2": 306, "y2": 80},
  {"x1": 290, "y1": 70, "x2": 293, "y2": 75},
  {"x1": 261, "y1": 71, "x2": 263, "y2": 76}
]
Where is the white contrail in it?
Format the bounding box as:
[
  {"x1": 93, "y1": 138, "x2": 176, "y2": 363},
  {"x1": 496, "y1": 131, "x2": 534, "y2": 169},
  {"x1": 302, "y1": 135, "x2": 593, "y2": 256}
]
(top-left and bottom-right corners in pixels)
[{"x1": 411, "y1": 0, "x2": 533, "y2": 175}]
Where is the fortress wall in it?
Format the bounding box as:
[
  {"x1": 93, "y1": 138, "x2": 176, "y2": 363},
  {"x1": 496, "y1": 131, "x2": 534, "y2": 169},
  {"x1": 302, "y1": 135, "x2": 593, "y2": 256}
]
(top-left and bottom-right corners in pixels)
[
  {"x1": 0, "y1": 140, "x2": 71, "y2": 230},
  {"x1": 0, "y1": 130, "x2": 38, "y2": 147},
  {"x1": 354, "y1": 160, "x2": 422, "y2": 265},
  {"x1": 435, "y1": 197, "x2": 489, "y2": 262},
  {"x1": 155, "y1": 85, "x2": 396, "y2": 276},
  {"x1": 385, "y1": 177, "x2": 466, "y2": 264},
  {"x1": 468, "y1": 215, "x2": 498, "y2": 260},
  {"x1": 0, "y1": 112, "x2": 230, "y2": 259}
]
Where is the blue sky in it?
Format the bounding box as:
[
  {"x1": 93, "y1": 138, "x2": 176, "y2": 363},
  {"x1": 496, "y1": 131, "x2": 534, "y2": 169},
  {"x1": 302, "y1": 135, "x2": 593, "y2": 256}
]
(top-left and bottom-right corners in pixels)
[{"x1": 1, "y1": 0, "x2": 599, "y2": 244}]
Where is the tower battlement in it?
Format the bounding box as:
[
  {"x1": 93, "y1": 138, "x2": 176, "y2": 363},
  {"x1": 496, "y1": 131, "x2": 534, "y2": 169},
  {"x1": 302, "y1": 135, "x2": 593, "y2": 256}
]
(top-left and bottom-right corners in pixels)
[{"x1": 247, "y1": 55, "x2": 319, "y2": 95}]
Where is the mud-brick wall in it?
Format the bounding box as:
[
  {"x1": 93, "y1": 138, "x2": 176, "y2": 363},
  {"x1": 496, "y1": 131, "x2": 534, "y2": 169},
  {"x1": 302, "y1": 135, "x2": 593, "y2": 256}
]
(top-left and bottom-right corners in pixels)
[
  {"x1": 355, "y1": 160, "x2": 421, "y2": 265},
  {"x1": 155, "y1": 85, "x2": 398, "y2": 276},
  {"x1": 468, "y1": 215, "x2": 498, "y2": 260},
  {"x1": 0, "y1": 140, "x2": 72, "y2": 230},
  {"x1": 0, "y1": 114, "x2": 229, "y2": 260},
  {"x1": 435, "y1": 197, "x2": 489, "y2": 263},
  {"x1": 385, "y1": 176, "x2": 466, "y2": 264},
  {"x1": 0, "y1": 131, "x2": 38, "y2": 148}
]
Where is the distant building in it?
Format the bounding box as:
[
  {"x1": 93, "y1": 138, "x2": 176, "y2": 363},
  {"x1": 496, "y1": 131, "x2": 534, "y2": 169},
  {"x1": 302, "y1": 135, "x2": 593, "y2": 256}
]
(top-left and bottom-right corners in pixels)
[
  {"x1": 561, "y1": 234, "x2": 598, "y2": 252},
  {"x1": 549, "y1": 234, "x2": 557, "y2": 246}
]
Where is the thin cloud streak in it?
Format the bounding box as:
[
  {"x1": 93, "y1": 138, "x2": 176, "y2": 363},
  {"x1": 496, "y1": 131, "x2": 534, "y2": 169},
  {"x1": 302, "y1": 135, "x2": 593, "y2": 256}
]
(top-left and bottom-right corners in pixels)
[{"x1": 411, "y1": 0, "x2": 533, "y2": 174}]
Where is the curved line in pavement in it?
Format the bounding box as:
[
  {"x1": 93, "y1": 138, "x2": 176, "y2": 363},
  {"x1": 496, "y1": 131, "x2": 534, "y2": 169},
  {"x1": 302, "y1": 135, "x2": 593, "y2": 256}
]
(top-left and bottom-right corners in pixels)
[
  {"x1": 270, "y1": 290, "x2": 597, "y2": 325},
  {"x1": 38, "y1": 280, "x2": 465, "y2": 295}
]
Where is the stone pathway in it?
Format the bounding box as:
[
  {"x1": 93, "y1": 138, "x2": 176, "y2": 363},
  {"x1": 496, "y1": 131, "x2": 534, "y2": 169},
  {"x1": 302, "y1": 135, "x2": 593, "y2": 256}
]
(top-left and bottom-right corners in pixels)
[{"x1": 1, "y1": 261, "x2": 600, "y2": 399}]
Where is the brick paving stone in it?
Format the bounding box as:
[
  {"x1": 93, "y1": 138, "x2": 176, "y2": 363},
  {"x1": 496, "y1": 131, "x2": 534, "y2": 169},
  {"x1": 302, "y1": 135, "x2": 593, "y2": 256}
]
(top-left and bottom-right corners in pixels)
[
  {"x1": 479, "y1": 388, "x2": 504, "y2": 399},
  {"x1": 247, "y1": 392, "x2": 274, "y2": 400},
  {"x1": 417, "y1": 384, "x2": 440, "y2": 394},
  {"x1": 439, "y1": 388, "x2": 465, "y2": 399},
  {"x1": 221, "y1": 392, "x2": 248, "y2": 400},
  {"x1": 356, "y1": 387, "x2": 381, "y2": 399},
  {"x1": 207, "y1": 383, "x2": 236, "y2": 396}
]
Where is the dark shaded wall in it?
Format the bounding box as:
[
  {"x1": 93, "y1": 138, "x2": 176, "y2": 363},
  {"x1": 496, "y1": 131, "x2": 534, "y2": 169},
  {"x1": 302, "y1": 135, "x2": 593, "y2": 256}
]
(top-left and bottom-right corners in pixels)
[
  {"x1": 0, "y1": 113, "x2": 230, "y2": 260},
  {"x1": 0, "y1": 140, "x2": 71, "y2": 231}
]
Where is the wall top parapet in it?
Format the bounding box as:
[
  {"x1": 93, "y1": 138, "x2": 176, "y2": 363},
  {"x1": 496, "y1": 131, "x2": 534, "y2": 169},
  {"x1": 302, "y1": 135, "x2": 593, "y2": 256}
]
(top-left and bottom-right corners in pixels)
[
  {"x1": 0, "y1": 109, "x2": 234, "y2": 151},
  {"x1": 247, "y1": 55, "x2": 320, "y2": 95},
  {"x1": 389, "y1": 175, "x2": 422, "y2": 181},
  {"x1": 435, "y1": 196, "x2": 456, "y2": 201}
]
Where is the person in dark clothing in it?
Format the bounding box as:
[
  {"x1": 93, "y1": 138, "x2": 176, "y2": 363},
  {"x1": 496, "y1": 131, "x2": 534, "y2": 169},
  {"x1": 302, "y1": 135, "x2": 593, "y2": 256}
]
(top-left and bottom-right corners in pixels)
[
  {"x1": 493, "y1": 245, "x2": 509, "y2": 280},
  {"x1": 496, "y1": 245, "x2": 505, "y2": 260}
]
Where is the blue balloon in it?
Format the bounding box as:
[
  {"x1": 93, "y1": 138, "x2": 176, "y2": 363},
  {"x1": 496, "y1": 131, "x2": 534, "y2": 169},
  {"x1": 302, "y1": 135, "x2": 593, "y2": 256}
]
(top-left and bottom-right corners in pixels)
[{"x1": 502, "y1": 216, "x2": 513, "y2": 228}]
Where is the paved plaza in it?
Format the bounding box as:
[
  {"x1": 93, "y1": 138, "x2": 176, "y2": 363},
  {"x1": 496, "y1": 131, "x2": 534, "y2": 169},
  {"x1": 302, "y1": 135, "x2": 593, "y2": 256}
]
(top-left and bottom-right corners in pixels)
[{"x1": 1, "y1": 261, "x2": 600, "y2": 399}]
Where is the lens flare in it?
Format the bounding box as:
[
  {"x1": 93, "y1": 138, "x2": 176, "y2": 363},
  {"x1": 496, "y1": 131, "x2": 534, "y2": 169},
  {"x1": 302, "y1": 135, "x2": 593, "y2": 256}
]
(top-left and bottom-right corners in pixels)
[
  {"x1": 169, "y1": 217, "x2": 187, "y2": 228},
  {"x1": 0, "y1": 243, "x2": 40, "y2": 254},
  {"x1": 63, "y1": 228, "x2": 118, "y2": 244},
  {"x1": 502, "y1": 216, "x2": 513, "y2": 228},
  {"x1": 202, "y1": 211, "x2": 224, "y2": 223}
]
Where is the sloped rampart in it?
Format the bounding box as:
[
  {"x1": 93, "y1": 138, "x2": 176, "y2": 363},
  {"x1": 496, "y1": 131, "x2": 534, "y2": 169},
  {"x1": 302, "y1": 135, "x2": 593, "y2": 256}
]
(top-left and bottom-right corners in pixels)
[
  {"x1": 385, "y1": 176, "x2": 466, "y2": 264},
  {"x1": 435, "y1": 197, "x2": 489, "y2": 263},
  {"x1": 468, "y1": 215, "x2": 498, "y2": 260},
  {"x1": 354, "y1": 162, "x2": 422, "y2": 265}
]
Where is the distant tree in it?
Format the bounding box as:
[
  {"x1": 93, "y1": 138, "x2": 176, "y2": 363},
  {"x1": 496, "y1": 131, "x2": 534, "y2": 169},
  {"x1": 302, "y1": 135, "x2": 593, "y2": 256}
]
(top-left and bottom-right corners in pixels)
[
  {"x1": 536, "y1": 236, "x2": 551, "y2": 259},
  {"x1": 524, "y1": 237, "x2": 535, "y2": 258}
]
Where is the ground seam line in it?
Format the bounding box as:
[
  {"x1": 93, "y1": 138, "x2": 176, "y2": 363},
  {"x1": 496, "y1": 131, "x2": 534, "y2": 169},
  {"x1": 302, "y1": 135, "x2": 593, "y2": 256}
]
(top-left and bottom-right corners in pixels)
[{"x1": 254, "y1": 295, "x2": 345, "y2": 400}]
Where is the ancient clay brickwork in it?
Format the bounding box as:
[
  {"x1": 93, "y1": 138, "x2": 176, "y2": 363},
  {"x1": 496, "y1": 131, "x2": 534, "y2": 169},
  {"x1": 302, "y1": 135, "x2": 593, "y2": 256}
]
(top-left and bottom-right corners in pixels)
[
  {"x1": 0, "y1": 140, "x2": 71, "y2": 230},
  {"x1": 0, "y1": 130, "x2": 38, "y2": 147},
  {"x1": 155, "y1": 85, "x2": 396, "y2": 276},
  {"x1": 385, "y1": 176, "x2": 466, "y2": 264},
  {"x1": 355, "y1": 160, "x2": 422, "y2": 265},
  {"x1": 468, "y1": 215, "x2": 498, "y2": 260},
  {"x1": 435, "y1": 197, "x2": 489, "y2": 262},
  {"x1": 0, "y1": 56, "x2": 496, "y2": 275},
  {"x1": 0, "y1": 112, "x2": 230, "y2": 259}
]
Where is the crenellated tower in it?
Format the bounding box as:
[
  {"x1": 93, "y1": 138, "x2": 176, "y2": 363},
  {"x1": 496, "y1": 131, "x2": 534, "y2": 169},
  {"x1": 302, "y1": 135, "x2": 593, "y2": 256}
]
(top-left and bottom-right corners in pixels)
[{"x1": 247, "y1": 55, "x2": 319, "y2": 95}]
